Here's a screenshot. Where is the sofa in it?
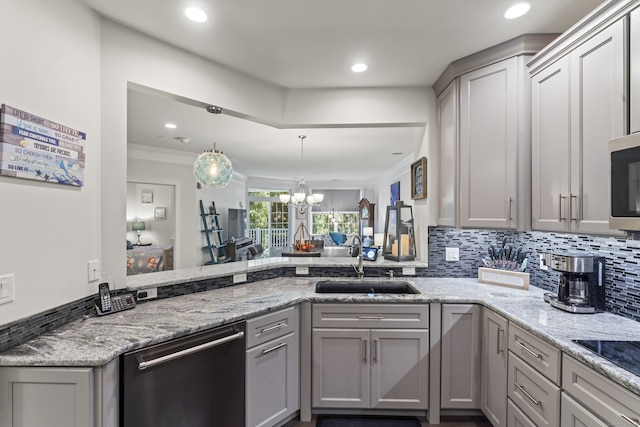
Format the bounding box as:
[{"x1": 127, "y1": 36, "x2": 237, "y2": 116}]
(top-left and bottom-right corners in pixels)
[{"x1": 310, "y1": 232, "x2": 358, "y2": 257}]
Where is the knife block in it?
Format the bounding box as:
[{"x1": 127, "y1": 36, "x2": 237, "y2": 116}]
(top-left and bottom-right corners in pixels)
[{"x1": 478, "y1": 267, "x2": 529, "y2": 290}]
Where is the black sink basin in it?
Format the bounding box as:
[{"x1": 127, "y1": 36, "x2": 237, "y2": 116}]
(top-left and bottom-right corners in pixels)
[{"x1": 315, "y1": 280, "x2": 420, "y2": 294}]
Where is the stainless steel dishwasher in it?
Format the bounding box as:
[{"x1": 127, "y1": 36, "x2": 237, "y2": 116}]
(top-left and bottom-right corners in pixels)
[{"x1": 121, "y1": 321, "x2": 246, "y2": 427}]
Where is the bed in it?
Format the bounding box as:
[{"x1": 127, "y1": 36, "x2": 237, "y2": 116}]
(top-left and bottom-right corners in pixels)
[{"x1": 126, "y1": 243, "x2": 174, "y2": 275}]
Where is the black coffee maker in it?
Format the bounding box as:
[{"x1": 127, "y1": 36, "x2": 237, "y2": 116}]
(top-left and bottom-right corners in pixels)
[{"x1": 542, "y1": 253, "x2": 605, "y2": 313}]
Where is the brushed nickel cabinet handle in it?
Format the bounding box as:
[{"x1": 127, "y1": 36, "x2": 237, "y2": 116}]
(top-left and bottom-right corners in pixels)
[
  {"x1": 358, "y1": 316, "x2": 384, "y2": 320},
  {"x1": 261, "y1": 322, "x2": 286, "y2": 334},
  {"x1": 515, "y1": 383, "x2": 540, "y2": 406},
  {"x1": 570, "y1": 193, "x2": 578, "y2": 221},
  {"x1": 559, "y1": 194, "x2": 566, "y2": 221},
  {"x1": 507, "y1": 196, "x2": 513, "y2": 221},
  {"x1": 363, "y1": 339, "x2": 368, "y2": 364},
  {"x1": 497, "y1": 328, "x2": 504, "y2": 354},
  {"x1": 621, "y1": 414, "x2": 640, "y2": 427},
  {"x1": 514, "y1": 339, "x2": 542, "y2": 359},
  {"x1": 373, "y1": 339, "x2": 378, "y2": 363},
  {"x1": 260, "y1": 342, "x2": 286, "y2": 356}
]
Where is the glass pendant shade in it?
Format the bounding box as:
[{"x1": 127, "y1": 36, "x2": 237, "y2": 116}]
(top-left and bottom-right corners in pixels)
[{"x1": 193, "y1": 149, "x2": 233, "y2": 189}]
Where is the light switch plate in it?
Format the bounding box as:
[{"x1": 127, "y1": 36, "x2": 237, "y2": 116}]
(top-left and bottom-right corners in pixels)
[
  {"x1": 445, "y1": 247, "x2": 460, "y2": 261},
  {"x1": 0, "y1": 274, "x2": 15, "y2": 305},
  {"x1": 402, "y1": 267, "x2": 416, "y2": 276},
  {"x1": 539, "y1": 254, "x2": 548, "y2": 271},
  {"x1": 233, "y1": 273, "x2": 247, "y2": 284},
  {"x1": 296, "y1": 266, "x2": 309, "y2": 275},
  {"x1": 88, "y1": 260, "x2": 100, "y2": 282}
]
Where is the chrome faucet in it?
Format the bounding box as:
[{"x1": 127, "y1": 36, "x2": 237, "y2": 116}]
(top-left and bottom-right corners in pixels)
[{"x1": 352, "y1": 235, "x2": 364, "y2": 280}]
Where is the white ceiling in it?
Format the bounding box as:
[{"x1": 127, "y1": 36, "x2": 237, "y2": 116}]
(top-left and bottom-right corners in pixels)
[{"x1": 84, "y1": 0, "x2": 604, "y2": 182}]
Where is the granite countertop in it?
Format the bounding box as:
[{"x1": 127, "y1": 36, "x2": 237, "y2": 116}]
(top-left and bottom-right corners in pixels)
[{"x1": 2, "y1": 277, "x2": 640, "y2": 397}]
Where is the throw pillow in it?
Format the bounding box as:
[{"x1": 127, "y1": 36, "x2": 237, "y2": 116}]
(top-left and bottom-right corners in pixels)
[{"x1": 329, "y1": 231, "x2": 347, "y2": 246}]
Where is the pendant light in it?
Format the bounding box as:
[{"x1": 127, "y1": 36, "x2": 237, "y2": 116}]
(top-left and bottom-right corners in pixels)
[
  {"x1": 193, "y1": 105, "x2": 233, "y2": 189},
  {"x1": 279, "y1": 135, "x2": 324, "y2": 214}
]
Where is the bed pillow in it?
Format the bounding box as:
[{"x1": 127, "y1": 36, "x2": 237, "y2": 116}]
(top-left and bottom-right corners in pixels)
[
  {"x1": 126, "y1": 240, "x2": 134, "y2": 250},
  {"x1": 329, "y1": 231, "x2": 347, "y2": 246}
]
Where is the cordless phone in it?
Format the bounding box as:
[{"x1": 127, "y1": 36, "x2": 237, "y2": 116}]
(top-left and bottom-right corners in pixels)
[{"x1": 95, "y1": 282, "x2": 136, "y2": 316}]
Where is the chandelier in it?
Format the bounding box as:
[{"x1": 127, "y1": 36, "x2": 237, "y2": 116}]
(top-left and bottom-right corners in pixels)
[
  {"x1": 279, "y1": 135, "x2": 324, "y2": 214},
  {"x1": 193, "y1": 105, "x2": 233, "y2": 189}
]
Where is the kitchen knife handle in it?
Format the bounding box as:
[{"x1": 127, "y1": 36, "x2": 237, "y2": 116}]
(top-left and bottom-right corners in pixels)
[
  {"x1": 559, "y1": 194, "x2": 566, "y2": 221},
  {"x1": 570, "y1": 193, "x2": 578, "y2": 221}
]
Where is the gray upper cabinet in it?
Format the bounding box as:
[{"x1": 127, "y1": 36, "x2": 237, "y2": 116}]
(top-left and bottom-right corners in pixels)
[
  {"x1": 632, "y1": 7, "x2": 640, "y2": 134},
  {"x1": 459, "y1": 57, "x2": 523, "y2": 229},
  {"x1": 437, "y1": 80, "x2": 458, "y2": 227},
  {"x1": 531, "y1": 13, "x2": 626, "y2": 235}
]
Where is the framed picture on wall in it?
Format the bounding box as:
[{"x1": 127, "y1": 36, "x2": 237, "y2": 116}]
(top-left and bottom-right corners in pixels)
[
  {"x1": 141, "y1": 191, "x2": 153, "y2": 204},
  {"x1": 154, "y1": 207, "x2": 166, "y2": 220},
  {"x1": 411, "y1": 157, "x2": 427, "y2": 200},
  {"x1": 390, "y1": 181, "x2": 400, "y2": 206}
]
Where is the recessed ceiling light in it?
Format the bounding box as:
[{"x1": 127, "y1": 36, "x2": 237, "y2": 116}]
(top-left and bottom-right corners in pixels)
[
  {"x1": 185, "y1": 7, "x2": 208, "y2": 23},
  {"x1": 164, "y1": 123, "x2": 177, "y2": 129},
  {"x1": 352, "y1": 63, "x2": 368, "y2": 73},
  {"x1": 504, "y1": 3, "x2": 530, "y2": 19}
]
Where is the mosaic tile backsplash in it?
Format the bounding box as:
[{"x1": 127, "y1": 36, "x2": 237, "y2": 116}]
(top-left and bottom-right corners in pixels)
[{"x1": 428, "y1": 227, "x2": 640, "y2": 323}]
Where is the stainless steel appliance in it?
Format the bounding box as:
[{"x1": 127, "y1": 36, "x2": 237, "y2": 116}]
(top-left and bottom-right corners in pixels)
[
  {"x1": 542, "y1": 253, "x2": 605, "y2": 314},
  {"x1": 610, "y1": 132, "x2": 640, "y2": 231},
  {"x1": 121, "y1": 321, "x2": 246, "y2": 427}
]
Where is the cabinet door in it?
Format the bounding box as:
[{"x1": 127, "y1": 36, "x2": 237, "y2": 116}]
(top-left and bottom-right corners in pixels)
[
  {"x1": 312, "y1": 328, "x2": 370, "y2": 408},
  {"x1": 437, "y1": 80, "x2": 458, "y2": 227},
  {"x1": 370, "y1": 329, "x2": 429, "y2": 410},
  {"x1": 560, "y1": 392, "x2": 609, "y2": 427},
  {"x1": 507, "y1": 398, "x2": 537, "y2": 427},
  {"x1": 441, "y1": 304, "x2": 480, "y2": 409},
  {"x1": 531, "y1": 56, "x2": 571, "y2": 232},
  {"x1": 246, "y1": 332, "x2": 299, "y2": 427},
  {"x1": 459, "y1": 57, "x2": 518, "y2": 229},
  {"x1": 570, "y1": 18, "x2": 625, "y2": 235},
  {"x1": 481, "y1": 308, "x2": 508, "y2": 426},
  {"x1": 0, "y1": 367, "x2": 93, "y2": 427},
  {"x1": 631, "y1": 7, "x2": 640, "y2": 134}
]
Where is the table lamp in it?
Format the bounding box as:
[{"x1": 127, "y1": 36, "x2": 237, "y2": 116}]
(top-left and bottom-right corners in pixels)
[
  {"x1": 132, "y1": 221, "x2": 146, "y2": 245},
  {"x1": 362, "y1": 227, "x2": 374, "y2": 247}
]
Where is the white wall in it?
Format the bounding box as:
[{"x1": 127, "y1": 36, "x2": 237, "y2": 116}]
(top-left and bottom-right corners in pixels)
[{"x1": 0, "y1": 0, "x2": 101, "y2": 324}]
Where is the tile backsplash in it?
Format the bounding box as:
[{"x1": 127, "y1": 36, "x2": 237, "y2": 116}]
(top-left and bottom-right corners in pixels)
[{"x1": 428, "y1": 227, "x2": 640, "y2": 323}]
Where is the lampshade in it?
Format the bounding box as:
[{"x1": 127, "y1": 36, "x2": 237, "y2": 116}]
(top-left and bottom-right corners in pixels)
[
  {"x1": 374, "y1": 233, "x2": 385, "y2": 247},
  {"x1": 193, "y1": 149, "x2": 233, "y2": 189},
  {"x1": 132, "y1": 221, "x2": 146, "y2": 232},
  {"x1": 363, "y1": 227, "x2": 374, "y2": 236}
]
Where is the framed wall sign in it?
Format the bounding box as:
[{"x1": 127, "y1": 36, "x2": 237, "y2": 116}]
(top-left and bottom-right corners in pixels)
[
  {"x1": 411, "y1": 157, "x2": 427, "y2": 200},
  {"x1": 141, "y1": 191, "x2": 153, "y2": 203}
]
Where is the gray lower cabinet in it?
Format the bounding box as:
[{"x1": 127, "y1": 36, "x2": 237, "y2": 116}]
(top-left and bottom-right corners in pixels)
[
  {"x1": 246, "y1": 306, "x2": 300, "y2": 427},
  {"x1": 440, "y1": 304, "x2": 481, "y2": 409},
  {"x1": 506, "y1": 399, "x2": 536, "y2": 427},
  {"x1": 560, "y1": 392, "x2": 608, "y2": 427},
  {"x1": 0, "y1": 367, "x2": 94, "y2": 427},
  {"x1": 312, "y1": 304, "x2": 429, "y2": 410},
  {"x1": 562, "y1": 354, "x2": 640, "y2": 426},
  {"x1": 480, "y1": 308, "x2": 508, "y2": 426}
]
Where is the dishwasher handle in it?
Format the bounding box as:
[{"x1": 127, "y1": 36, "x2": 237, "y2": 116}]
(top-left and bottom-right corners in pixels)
[{"x1": 138, "y1": 331, "x2": 245, "y2": 371}]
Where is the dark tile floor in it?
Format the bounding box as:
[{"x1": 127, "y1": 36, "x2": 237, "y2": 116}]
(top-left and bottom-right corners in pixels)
[{"x1": 287, "y1": 415, "x2": 493, "y2": 427}]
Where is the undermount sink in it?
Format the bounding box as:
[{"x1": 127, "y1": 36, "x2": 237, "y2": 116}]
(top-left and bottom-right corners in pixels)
[{"x1": 315, "y1": 280, "x2": 420, "y2": 294}]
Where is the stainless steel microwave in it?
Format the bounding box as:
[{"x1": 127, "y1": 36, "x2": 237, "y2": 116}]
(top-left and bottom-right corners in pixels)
[{"x1": 610, "y1": 133, "x2": 640, "y2": 231}]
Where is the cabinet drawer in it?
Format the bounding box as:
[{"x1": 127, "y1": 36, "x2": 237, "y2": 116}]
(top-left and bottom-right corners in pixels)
[
  {"x1": 562, "y1": 354, "x2": 640, "y2": 426},
  {"x1": 508, "y1": 323, "x2": 560, "y2": 385},
  {"x1": 561, "y1": 392, "x2": 608, "y2": 427},
  {"x1": 247, "y1": 306, "x2": 298, "y2": 348},
  {"x1": 507, "y1": 398, "x2": 536, "y2": 427},
  {"x1": 508, "y1": 352, "x2": 560, "y2": 427},
  {"x1": 312, "y1": 304, "x2": 429, "y2": 329}
]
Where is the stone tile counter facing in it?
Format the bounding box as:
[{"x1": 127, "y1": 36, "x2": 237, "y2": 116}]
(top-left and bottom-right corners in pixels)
[{"x1": 2, "y1": 277, "x2": 640, "y2": 398}]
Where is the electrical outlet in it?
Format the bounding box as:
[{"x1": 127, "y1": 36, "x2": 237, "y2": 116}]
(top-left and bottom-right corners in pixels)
[
  {"x1": 88, "y1": 260, "x2": 100, "y2": 282},
  {"x1": 136, "y1": 287, "x2": 157, "y2": 301},
  {"x1": 0, "y1": 274, "x2": 15, "y2": 305},
  {"x1": 296, "y1": 266, "x2": 309, "y2": 275},
  {"x1": 445, "y1": 247, "x2": 460, "y2": 261},
  {"x1": 233, "y1": 273, "x2": 247, "y2": 284},
  {"x1": 402, "y1": 267, "x2": 416, "y2": 276},
  {"x1": 539, "y1": 254, "x2": 548, "y2": 271}
]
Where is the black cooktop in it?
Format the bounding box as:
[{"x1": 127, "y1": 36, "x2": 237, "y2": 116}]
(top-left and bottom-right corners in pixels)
[{"x1": 573, "y1": 340, "x2": 640, "y2": 377}]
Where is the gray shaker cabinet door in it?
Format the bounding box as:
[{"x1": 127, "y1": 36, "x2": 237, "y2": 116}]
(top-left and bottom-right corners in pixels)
[
  {"x1": 246, "y1": 331, "x2": 299, "y2": 427},
  {"x1": 0, "y1": 367, "x2": 94, "y2": 427},
  {"x1": 480, "y1": 308, "x2": 508, "y2": 426},
  {"x1": 633, "y1": 7, "x2": 640, "y2": 135},
  {"x1": 312, "y1": 328, "x2": 370, "y2": 409},
  {"x1": 459, "y1": 57, "x2": 519, "y2": 229},
  {"x1": 370, "y1": 329, "x2": 429, "y2": 410},
  {"x1": 437, "y1": 80, "x2": 458, "y2": 227},
  {"x1": 440, "y1": 304, "x2": 481, "y2": 409}
]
